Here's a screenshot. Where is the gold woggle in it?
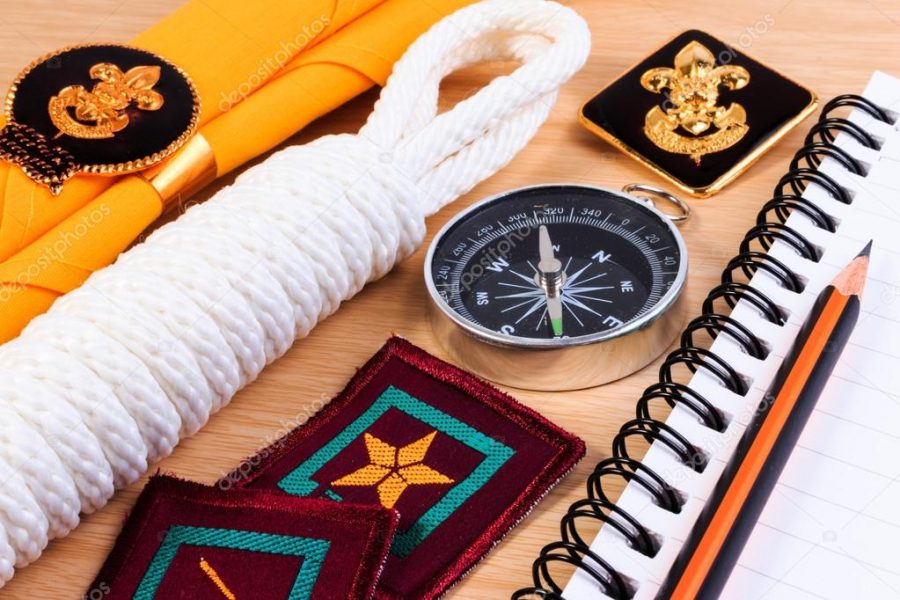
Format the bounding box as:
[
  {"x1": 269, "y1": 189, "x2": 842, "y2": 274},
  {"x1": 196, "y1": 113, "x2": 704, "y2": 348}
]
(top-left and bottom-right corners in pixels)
[
  {"x1": 640, "y1": 41, "x2": 750, "y2": 165},
  {"x1": 144, "y1": 133, "x2": 217, "y2": 206},
  {"x1": 48, "y1": 63, "x2": 164, "y2": 140}
]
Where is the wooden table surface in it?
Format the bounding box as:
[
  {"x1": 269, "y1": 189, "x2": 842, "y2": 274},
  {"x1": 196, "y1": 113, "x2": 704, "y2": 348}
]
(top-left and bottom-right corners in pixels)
[{"x1": 1, "y1": 1, "x2": 898, "y2": 598}]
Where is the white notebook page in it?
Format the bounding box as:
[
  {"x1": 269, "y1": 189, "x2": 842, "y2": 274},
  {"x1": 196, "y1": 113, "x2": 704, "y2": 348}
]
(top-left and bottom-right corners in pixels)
[{"x1": 564, "y1": 71, "x2": 900, "y2": 600}]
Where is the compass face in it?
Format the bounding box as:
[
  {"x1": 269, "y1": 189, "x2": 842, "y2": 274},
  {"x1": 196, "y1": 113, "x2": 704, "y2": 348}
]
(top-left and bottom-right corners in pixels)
[{"x1": 426, "y1": 185, "x2": 686, "y2": 346}]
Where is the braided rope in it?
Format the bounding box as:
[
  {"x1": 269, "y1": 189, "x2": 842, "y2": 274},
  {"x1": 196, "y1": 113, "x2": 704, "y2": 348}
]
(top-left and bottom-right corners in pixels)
[{"x1": 0, "y1": 0, "x2": 590, "y2": 586}]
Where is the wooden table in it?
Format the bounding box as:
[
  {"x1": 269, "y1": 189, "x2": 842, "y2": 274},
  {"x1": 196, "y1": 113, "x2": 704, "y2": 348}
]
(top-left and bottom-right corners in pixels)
[{"x1": 1, "y1": 1, "x2": 898, "y2": 597}]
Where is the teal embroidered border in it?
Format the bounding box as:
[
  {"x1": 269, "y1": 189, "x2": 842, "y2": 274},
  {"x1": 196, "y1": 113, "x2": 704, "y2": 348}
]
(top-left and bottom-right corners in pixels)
[
  {"x1": 277, "y1": 386, "x2": 515, "y2": 557},
  {"x1": 134, "y1": 525, "x2": 330, "y2": 600}
]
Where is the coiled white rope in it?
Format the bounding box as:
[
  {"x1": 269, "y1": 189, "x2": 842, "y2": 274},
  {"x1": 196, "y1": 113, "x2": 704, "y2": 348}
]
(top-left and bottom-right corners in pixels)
[{"x1": 0, "y1": 0, "x2": 590, "y2": 585}]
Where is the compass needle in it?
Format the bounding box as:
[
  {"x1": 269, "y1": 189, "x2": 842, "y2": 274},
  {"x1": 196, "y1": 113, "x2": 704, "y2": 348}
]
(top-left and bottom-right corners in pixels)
[
  {"x1": 538, "y1": 226, "x2": 555, "y2": 264},
  {"x1": 536, "y1": 225, "x2": 565, "y2": 336},
  {"x1": 548, "y1": 296, "x2": 564, "y2": 336}
]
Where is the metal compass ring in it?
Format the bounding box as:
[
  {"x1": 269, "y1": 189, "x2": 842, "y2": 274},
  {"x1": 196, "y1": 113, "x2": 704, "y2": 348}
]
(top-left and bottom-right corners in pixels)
[{"x1": 622, "y1": 183, "x2": 691, "y2": 224}]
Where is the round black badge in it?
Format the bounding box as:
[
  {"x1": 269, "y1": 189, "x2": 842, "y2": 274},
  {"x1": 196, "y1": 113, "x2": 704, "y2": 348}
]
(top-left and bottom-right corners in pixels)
[{"x1": 1, "y1": 43, "x2": 200, "y2": 194}]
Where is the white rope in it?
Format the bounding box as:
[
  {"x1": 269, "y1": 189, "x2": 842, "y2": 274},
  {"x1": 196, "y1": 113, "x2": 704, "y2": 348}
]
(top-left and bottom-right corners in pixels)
[{"x1": 0, "y1": 0, "x2": 590, "y2": 585}]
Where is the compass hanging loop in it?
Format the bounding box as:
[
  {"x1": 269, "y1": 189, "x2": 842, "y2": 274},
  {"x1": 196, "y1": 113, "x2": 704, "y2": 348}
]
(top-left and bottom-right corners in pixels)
[{"x1": 622, "y1": 183, "x2": 691, "y2": 224}]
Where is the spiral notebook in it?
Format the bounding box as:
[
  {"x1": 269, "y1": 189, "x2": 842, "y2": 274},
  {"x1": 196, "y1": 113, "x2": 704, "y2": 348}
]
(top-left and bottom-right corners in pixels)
[{"x1": 519, "y1": 71, "x2": 900, "y2": 600}]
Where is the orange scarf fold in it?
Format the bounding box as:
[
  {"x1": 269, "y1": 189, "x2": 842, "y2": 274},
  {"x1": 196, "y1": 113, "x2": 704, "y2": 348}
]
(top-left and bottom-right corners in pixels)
[{"x1": 0, "y1": 0, "x2": 476, "y2": 343}]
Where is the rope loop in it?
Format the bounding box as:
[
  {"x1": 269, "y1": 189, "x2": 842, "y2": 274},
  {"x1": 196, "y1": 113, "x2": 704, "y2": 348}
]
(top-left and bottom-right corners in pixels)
[{"x1": 0, "y1": 0, "x2": 590, "y2": 586}]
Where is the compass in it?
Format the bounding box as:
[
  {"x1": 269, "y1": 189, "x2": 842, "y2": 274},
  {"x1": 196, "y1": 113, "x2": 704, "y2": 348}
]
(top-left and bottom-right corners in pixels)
[{"x1": 425, "y1": 184, "x2": 690, "y2": 391}]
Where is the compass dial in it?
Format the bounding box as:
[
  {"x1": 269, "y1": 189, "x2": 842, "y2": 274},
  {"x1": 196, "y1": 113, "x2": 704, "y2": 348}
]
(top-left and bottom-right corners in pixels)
[{"x1": 426, "y1": 185, "x2": 686, "y2": 346}]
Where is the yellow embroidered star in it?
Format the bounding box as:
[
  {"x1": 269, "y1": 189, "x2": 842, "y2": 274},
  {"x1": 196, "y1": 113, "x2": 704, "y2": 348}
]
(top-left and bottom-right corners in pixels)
[{"x1": 331, "y1": 431, "x2": 454, "y2": 509}]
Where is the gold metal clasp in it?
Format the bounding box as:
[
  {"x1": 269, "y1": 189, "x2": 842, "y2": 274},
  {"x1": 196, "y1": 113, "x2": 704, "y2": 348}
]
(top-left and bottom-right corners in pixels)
[
  {"x1": 144, "y1": 133, "x2": 217, "y2": 207},
  {"x1": 1, "y1": 43, "x2": 200, "y2": 195}
]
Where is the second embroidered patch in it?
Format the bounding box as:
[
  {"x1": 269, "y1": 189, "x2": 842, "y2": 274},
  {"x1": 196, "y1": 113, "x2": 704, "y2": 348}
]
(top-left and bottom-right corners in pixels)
[
  {"x1": 223, "y1": 337, "x2": 586, "y2": 599},
  {"x1": 89, "y1": 476, "x2": 397, "y2": 600}
]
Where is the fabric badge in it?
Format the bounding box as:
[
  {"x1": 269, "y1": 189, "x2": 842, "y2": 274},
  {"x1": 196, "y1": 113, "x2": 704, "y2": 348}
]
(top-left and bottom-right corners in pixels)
[
  {"x1": 89, "y1": 476, "x2": 398, "y2": 600},
  {"x1": 224, "y1": 337, "x2": 586, "y2": 599}
]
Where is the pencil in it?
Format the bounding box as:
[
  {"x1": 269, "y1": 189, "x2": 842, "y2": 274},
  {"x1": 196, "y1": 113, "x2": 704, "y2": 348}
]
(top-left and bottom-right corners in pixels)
[{"x1": 657, "y1": 240, "x2": 873, "y2": 600}]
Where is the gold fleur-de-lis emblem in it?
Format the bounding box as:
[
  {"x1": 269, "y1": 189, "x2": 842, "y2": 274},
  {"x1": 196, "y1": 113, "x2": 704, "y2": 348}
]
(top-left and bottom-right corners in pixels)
[
  {"x1": 48, "y1": 63, "x2": 165, "y2": 140},
  {"x1": 641, "y1": 41, "x2": 750, "y2": 165},
  {"x1": 331, "y1": 431, "x2": 454, "y2": 509}
]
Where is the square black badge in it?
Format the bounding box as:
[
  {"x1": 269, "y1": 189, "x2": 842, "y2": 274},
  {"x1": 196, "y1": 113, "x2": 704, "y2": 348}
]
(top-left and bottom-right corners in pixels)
[{"x1": 580, "y1": 30, "x2": 817, "y2": 197}]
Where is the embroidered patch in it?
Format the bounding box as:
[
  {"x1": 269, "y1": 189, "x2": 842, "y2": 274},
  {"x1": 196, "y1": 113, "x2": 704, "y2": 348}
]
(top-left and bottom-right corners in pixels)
[
  {"x1": 224, "y1": 337, "x2": 586, "y2": 599},
  {"x1": 89, "y1": 476, "x2": 397, "y2": 600}
]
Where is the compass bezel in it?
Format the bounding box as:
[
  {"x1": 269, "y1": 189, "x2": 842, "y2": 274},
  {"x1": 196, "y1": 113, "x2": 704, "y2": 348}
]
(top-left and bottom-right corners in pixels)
[{"x1": 425, "y1": 184, "x2": 688, "y2": 351}]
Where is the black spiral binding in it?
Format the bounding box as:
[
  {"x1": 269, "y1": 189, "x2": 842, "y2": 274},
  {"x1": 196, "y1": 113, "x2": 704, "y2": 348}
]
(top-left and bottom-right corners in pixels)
[{"x1": 513, "y1": 94, "x2": 893, "y2": 600}]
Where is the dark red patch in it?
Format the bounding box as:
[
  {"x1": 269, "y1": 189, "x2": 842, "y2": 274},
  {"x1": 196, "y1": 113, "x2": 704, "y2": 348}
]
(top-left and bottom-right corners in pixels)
[
  {"x1": 224, "y1": 337, "x2": 586, "y2": 599},
  {"x1": 89, "y1": 476, "x2": 397, "y2": 600}
]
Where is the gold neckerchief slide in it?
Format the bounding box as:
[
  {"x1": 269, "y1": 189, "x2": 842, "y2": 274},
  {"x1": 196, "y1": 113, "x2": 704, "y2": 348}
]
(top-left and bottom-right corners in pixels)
[{"x1": 0, "y1": 44, "x2": 200, "y2": 195}]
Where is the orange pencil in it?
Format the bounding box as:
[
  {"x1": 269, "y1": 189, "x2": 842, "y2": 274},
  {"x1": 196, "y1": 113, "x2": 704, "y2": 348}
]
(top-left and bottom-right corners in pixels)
[{"x1": 658, "y1": 241, "x2": 873, "y2": 600}]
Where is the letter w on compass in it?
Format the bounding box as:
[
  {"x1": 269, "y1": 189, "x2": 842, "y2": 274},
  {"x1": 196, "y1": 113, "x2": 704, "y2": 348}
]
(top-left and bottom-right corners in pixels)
[{"x1": 641, "y1": 41, "x2": 750, "y2": 165}]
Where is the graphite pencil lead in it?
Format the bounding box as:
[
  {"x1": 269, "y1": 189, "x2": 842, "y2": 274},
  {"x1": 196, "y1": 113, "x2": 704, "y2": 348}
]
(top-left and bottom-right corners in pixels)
[
  {"x1": 857, "y1": 239, "x2": 873, "y2": 258},
  {"x1": 831, "y1": 242, "x2": 872, "y2": 296}
]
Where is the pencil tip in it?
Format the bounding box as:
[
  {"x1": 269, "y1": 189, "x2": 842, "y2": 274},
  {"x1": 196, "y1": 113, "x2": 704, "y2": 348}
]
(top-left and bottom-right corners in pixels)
[
  {"x1": 857, "y1": 240, "x2": 873, "y2": 258},
  {"x1": 831, "y1": 240, "x2": 872, "y2": 295}
]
